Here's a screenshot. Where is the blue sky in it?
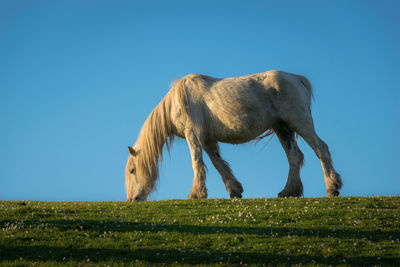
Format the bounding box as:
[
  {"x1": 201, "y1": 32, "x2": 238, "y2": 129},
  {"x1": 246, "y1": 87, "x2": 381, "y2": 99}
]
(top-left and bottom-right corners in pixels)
[{"x1": 1, "y1": 0, "x2": 399, "y2": 201}]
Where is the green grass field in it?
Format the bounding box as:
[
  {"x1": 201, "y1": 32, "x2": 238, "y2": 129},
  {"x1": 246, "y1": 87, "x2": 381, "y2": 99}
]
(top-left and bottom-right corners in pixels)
[{"x1": 1, "y1": 197, "x2": 399, "y2": 266}]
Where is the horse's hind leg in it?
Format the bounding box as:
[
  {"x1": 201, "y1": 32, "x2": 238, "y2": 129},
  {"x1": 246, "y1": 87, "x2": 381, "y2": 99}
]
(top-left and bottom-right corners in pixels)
[
  {"x1": 205, "y1": 142, "x2": 243, "y2": 198},
  {"x1": 275, "y1": 123, "x2": 304, "y2": 197},
  {"x1": 293, "y1": 118, "x2": 342, "y2": 197},
  {"x1": 185, "y1": 130, "x2": 208, "y2": 199}
]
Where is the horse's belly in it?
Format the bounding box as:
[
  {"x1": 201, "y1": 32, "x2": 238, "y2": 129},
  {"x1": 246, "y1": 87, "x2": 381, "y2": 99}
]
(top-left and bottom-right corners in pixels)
[{"x1": 211, "y1": 113, "x2": 274, "y2": 144}]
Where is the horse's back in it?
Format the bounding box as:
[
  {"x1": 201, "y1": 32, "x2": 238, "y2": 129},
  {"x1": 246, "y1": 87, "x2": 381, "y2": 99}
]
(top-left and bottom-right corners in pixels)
[
  {"x1": 204, "y1": 70, "x2": 309, "y2": 121},
  {"x1": 173, "y1": 71, "x2": 312, "y2": 144}
]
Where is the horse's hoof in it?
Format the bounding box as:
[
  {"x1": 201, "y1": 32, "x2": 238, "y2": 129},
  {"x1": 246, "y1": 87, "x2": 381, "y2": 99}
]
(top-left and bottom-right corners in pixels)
[
  {"x1": 278, "y1": 191, "x2": 302, "y2": 198},
  {"x1": 278, "y1": 191, "x2": 288, "y2": 198},
  {"x1": 187, "y1": 193, "x2": 197, "y2": 199},
  {"x1": 327, "y1": 189, "x2": 340, "y2": 197},
  {"x1": 188, "y1": 191, "x2": 208, "y2": 199},
  {"x1": 230, "y1": 192, "x2": 242, "y2": 199}
]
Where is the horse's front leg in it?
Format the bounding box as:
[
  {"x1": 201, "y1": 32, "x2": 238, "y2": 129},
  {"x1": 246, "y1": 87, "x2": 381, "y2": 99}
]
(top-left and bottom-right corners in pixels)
[{"x1": 185, "y1": 130, "x2": 208, "y2": 199}]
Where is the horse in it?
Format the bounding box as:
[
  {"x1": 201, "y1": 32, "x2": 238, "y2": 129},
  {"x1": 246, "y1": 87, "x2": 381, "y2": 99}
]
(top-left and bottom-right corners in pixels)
[{"x1": 125, "y1": 70, "x2": 342, "y2": 201}]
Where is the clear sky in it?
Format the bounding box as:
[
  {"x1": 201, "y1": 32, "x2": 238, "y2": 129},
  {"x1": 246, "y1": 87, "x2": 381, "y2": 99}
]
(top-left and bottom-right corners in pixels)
[{"x1": 1, "y1": 0, "x2": 399, "y2": 201}]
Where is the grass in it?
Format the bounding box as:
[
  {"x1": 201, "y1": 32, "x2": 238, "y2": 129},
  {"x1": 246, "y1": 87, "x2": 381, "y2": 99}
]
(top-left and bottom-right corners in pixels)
[{"x1": 1, "y1": 197, "x2": 399, "y2": 266}]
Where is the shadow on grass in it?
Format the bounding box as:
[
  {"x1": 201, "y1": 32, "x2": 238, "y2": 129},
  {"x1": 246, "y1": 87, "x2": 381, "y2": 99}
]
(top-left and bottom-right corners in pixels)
[
  {"x1": 5, "y1": 219, "x2": 399, "y2": 242},
  {"x1": 0, "y1": 245, "x2": 397, "y2": 265}
]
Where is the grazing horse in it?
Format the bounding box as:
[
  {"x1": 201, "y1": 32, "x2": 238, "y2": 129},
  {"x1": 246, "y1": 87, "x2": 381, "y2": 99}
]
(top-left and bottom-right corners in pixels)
[{"x1": 125, "y1": 70, "x2": 342, "y2": 201}]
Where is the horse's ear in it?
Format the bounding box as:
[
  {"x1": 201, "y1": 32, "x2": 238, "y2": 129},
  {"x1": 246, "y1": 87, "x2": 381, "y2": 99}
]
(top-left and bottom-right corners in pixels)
[{"x1": 128, "y1": 146, "x2": 137, "y2": 157}]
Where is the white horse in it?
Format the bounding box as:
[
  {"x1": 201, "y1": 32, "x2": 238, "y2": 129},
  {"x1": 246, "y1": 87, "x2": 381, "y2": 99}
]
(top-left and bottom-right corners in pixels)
[{"x1": 125, "y1": 70, "x2": 342, "y2": 201}]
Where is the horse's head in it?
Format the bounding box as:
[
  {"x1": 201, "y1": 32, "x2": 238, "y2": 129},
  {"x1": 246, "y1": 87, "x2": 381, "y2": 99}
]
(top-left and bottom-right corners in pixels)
[{"x1": 125, "y1": 146, "x2": 148, "y2": 201}]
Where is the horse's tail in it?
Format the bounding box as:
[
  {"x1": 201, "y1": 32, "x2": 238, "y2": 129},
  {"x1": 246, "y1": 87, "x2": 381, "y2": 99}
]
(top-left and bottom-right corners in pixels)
[
  {"x1": 296, "y1": 74, "x2": 314, "y2": 100},
  {"x1": 255, "y1": 129, "x2": 275, "y2": 144}
]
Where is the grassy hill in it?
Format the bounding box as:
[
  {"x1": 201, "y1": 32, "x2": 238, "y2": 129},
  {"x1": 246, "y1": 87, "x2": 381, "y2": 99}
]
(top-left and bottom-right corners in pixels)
[{"x1": 1, "y1": 197, "x2": 399, "y2": 266}]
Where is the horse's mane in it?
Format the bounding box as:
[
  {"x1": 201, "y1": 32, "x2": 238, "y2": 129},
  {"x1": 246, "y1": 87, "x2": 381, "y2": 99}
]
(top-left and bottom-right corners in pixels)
[{"x1": 134, "y1": 90, "x2": 175, "y2": 195}]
